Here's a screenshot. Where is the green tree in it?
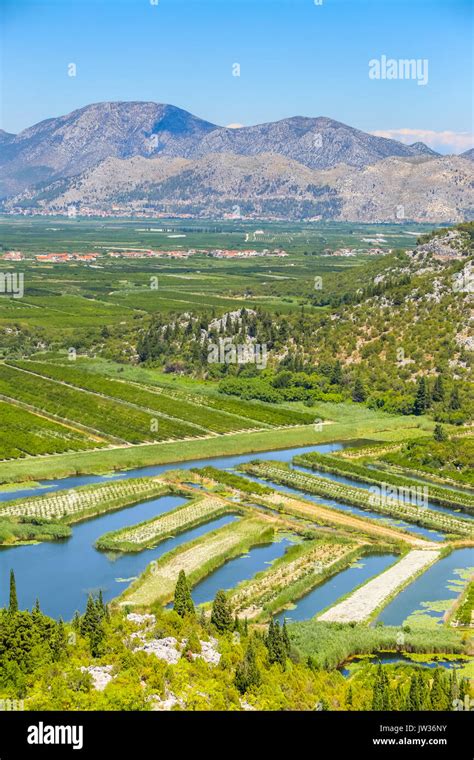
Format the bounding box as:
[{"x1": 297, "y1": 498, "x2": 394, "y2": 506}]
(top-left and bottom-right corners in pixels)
[
  {"x1": 9, "y1": 569, "x2": 18, "y2": 614},
  {"x1": 266, "y1": 619, "x2": 286, "y2": 667},
  {"x1": 234, "y1": 640, "x2": 261, "y2": 694},
  {"x1": 433, "y1": 424, "x2": 447, "y2": 442},
  {"x1": 282, "y1": 620, "x2": 291, "y2": 656},
  {"x1": 173, "y1": 570, "x2": 195, "y2": 618},
  {"x1": 330, "y1": 360, "x2": 343, "y2": 386},
  {"x1": 432, "y1": 375, "x2": 445, "y2": 402},
  {"x1": 352, "y1": 378, "x2": 367, "y2": 403},
  {"x1": 413, "y1": 377, "x2": 428, "y2": 415},
  {"x1": 51, "y1": 618, "x2": 67, "y2": 662},
  {"x1": 449, "y1": 387, "x2": 461, "y2": 410},
  {"x1": 80, "y1": 594, "x2": 105, "y2": 657},
  {"x1": 211, "y1": 590, "x2": 233, "y2": 632}
]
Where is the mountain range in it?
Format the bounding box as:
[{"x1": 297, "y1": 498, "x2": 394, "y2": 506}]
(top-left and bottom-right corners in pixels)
[{"x1": 1, "y1": 101, "x2": 473, "y2": 222}]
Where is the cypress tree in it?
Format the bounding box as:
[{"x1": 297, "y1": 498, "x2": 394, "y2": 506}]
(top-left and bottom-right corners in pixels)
[
  {"x1": 433, "y1": 424, "x2": 447, "y2": 442},
  {"x1": 372, "y1": 663, "x2": 384, "y2": 710},
  {"x1": 8, "y1": 569, "x2": 18, "y2": 614},
  {"x1": 234, "y1": 640, "x2": 261, "y2": 694},
  {"x1": 267, "y1": 619, "x2": 286, "y2": 667},
  {"x1": 408, "y1": 673, "x2": 419, "y2": 710},
  {"x1": 432, "y1": 375, "x2": 444, "y2": 402},
  {"x1": 52, "y1": 618, "x2": 67, "y2": 662},
  {"x1": 81, "y1": 594, "x2": 105, "y2": 657},
  {"x1": 449, "y1": 387, "x2": 461, "y2": 410},
  {"x1": 282, "y1": 620, "x2": 291, "y2": 656},
  {"x1": 352, "y1": 378, "x2": 367, "y2": 403},
  {"x1": 211, "y1": 590, "x2": 233, "y2": 632},
  {"x1": 430, "y1": 668, "x2": 446, "y2": 710},
  {"x1": 173, "y1": 570, "x2": 195, "y2": 618},
  {"x1": 413, "y1": 377, "x2": 428, "y2": 415}
]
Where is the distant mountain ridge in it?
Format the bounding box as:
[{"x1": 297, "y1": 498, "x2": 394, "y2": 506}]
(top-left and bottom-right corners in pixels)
[
  {"x1": 1, "y1": 101, "x2": 439, "y2": 197},
  {"x1": 1, "y1": 101, "x2": 472, "y2": 222}
]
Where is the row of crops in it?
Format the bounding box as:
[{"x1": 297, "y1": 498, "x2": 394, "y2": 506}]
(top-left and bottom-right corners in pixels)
[
  {"x1": 163, "y1": 386, "x2": 318, "y2": 427},
  {"x1": 0, "y1": 365, "x2": 202, "y2": 444},
  {"x1": 10, "y1": 360, "x2": 318, "y2": 431},
  {"x1": 96, "y1": 495, "x2": 235, "y2": 552},
  {"x1": 0, "y1": 477, "x2": 170, "y2": 523},
  {"x1": 192, "y1": 466, "x2": 274, "y2": 495},
  {"x1": 294, "y1": 452, "x2": 474, "y2": 511},
  {"x1": 239, "y1": 461, "x2": 474, "y2": 537},
  {"x1": 0, "y1": 399, "x2": 103, "y2": 459},
  {"x1": 8, "y1": 361, "x2": 262, "y2": 434}
]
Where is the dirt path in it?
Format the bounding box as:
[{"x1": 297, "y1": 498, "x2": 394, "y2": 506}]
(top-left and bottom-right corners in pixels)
[{"x1": 261, "y1": 492, "x2": 438, "y2": 548}]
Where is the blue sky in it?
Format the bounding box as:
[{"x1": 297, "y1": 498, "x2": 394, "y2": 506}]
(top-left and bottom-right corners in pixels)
[{"x1": 1, "y1": 0, "x2": 472, "y2": 152}]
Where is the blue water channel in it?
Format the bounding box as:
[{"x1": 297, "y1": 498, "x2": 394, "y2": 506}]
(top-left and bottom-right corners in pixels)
[{"x1": 0, "y1": 441, "x2": 471, "y2": 621}]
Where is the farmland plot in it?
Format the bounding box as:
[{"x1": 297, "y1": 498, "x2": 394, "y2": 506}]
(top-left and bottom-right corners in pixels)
[
  {"x1": 0, "y1": 478, "x2": 170, "y2": 523},
  {"x1": 0, "y1": 400, "x2": 102, "y2": 459},
  {"x1": 96, "y1": 495, "x2": 235, "y2": 551},
  {"x1": 241, "y1": 461, "x2": 474, "y2": 537},
  {"x1": 0, "y1": 364, "x2": 202, "y2": 443},
  {"x1": 295, "y1": 452, "x2": 474, "y2": 511},
  {"x1": 9, "y1": 361, "x2": 262, "y2": 433},
  {"x1": 120, "y1": 517, "x2": 274, "y2": 607},
  {"x1": 230, "y1": 539, "x2": 360, "y2": 619},
  {"x1": 318, "y1": 550, "x2": 441, "y2": 622}
]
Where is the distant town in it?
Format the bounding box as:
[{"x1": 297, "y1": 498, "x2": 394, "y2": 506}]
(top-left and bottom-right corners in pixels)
[{"x1": 0, "y1": 248, "x2": 289, "y2": 264}]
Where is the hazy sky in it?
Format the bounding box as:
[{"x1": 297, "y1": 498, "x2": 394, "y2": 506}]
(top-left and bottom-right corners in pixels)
[{"x1": 1, "y1": 0, "x2": 472, "y2": 152}]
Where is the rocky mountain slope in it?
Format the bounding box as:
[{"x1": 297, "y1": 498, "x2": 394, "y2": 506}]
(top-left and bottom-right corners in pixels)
[
  {"x1": 1, "y1": 101, "x2": 439, "y2": 199},
  {"x1": 6, "y1": 151, "x2": 473, "y2": 223},
  {"x1": 1, "y1": 101, "x2": 472, "y2": 222}
]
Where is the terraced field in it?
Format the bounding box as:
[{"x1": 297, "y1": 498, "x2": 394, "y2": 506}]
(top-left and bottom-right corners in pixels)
[
  {"x1": 0, "y1": 477, "x2": 170, "y2": 524},
  {"x1": 240, "y1": 461, "x2": 474, "y2": 537},
  {"x1": 96, "y1": 494, "x2": 235, "y2": 551}
]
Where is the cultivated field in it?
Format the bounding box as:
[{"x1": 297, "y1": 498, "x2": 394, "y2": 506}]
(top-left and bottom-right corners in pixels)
[
  {"x1": 241, "y1": 461, "x2": 474, "y2": 537},
  {"x1": 229, "y1": 538, "x2": 361, "y2": 619},
  {"x1": 96, "y1": 494, "x2": 235, "y2": 551},
  {"x1": 0, "y1": 477, "x2": 170, "y2": 524},
  {"x1": 318, "y1": 549, "x2": 441, "y2": 623},
  {"x1": 119, "y1": 517, "x2": 274, "y2": 607}
]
